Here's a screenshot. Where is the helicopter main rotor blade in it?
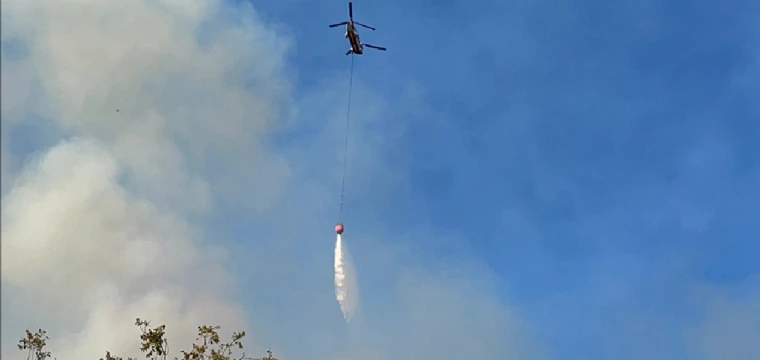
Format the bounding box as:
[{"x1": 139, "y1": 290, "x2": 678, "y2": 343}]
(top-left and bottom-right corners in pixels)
[
  {"x1": 355, "y1": 22, "x2": 375, "y2": 30},
  {"x1": 349, "y1": 2, "x2": 353, "y2": 19},
  {"x1": 363, "y1": 44, "x2": 386, "y2": 51},
  {"x1": 329, "y1": 21, "x2": 348, "y2": 27}
]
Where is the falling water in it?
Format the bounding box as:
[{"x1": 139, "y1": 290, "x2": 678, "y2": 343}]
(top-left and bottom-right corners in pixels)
[{"x1": 334, "y1": 234, "x2": 358, "y2": 322}]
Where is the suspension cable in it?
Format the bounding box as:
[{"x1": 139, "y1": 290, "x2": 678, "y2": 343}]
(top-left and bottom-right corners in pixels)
[{"x1": 338, "y1": 54, "x2": 355, "y2": 221}]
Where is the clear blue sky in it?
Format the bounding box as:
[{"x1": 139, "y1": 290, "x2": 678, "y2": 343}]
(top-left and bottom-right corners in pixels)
[
  {"x1": 2, "y1": 0, "x2": 758, "y2": 359},
  {"x1": 243, "y1": 0, "x2": 760, "y2": 358}
]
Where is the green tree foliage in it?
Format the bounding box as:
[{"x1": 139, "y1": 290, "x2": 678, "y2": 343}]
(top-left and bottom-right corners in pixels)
[
  {"x1": 17, "y1": 329, "x2": 52, "y2": 360},
  {"x1": 17, "y1": 318, "x2": 279, "y2": 360}
]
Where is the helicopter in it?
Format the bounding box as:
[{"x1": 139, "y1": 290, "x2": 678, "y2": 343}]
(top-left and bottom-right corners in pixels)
[{"x1": 329, "y1": 2, "x2": 386, "y2": 55}]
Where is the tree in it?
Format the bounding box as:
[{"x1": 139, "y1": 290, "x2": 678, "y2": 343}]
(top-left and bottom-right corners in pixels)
[
  {"x1": 17, "y1": 318, "x2": 279, "y2": 360},
  {"x1": 17, "y1": 329, "x2": 52, "y2": 360}
]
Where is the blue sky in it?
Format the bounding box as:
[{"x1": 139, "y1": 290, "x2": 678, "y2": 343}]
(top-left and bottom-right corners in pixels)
[
  {"x1": 244, "y1": 0, "x2": 760, "y2": 357},
  {"x1": 2, "y1": 0, "x2": 759, "y2": 359}
]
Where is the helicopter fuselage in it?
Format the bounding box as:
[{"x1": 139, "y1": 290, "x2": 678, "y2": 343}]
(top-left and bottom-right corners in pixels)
[{"x1": 345, "y1": 22, "x2": 364, "y2": 54}]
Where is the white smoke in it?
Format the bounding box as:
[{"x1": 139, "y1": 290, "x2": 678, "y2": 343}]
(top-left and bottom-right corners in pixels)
[
  {"x1": 1, "y1": 138, "x2": 247, "y2": 359},
  {"x1": 1, "y1": 0, "x2": 291, "y2": 358},
  {"x1": 334, "y1": 234, "x2": 358, "y2": 322}
]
